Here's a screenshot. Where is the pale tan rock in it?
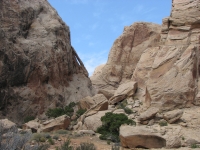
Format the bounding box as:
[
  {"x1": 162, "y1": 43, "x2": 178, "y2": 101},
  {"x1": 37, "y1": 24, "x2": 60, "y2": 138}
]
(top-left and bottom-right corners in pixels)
[
  {"x1": 109, "y1": 81, "x2": 137, "y2": 105},
  {"x1": 138, "y1": 107, "x2": 159, "y2": 121},
  {"x1": 85, "y1": 100, "x2": 109, "y2": 117},
  {"x1": 0, "y1": 119, "x2": 17, "y2": 132},
  {"x1": 163, "y1": 109, "x2": 183, "y2": 124},
  {"x1": 41, "y1": 115, "x2": 70, "y2": 132},
  {"x1": 79, "y1": 96, "x2": 95, "y2": 110},
  {"x1": 97, "y1": 89, "x2": 115, "y2": 100},
  {"x1": 22, "y1": 120, "x2": 40, "y2": 133},
  {"x1": 91, "y1": 22, "x2": 161, "y2": 90},
  {"x1": 83, "y1": 110, "x2": 111, "y2": 131},
  {"x1": 120, "y1": 125, "x2": 166, "y2": 149},
  {"x1": 0, "y1": 0, "x2": 95, "y2": 124},
  {"x1": 92, "y1": 94, "x2": 108, "y2": 104},
  {"x1": 113, "y1": 109, "x2": 125, "y2": 114},
  {"x1": 79, "y1": 94, "x2": 108, "y2": 111},
  {"x1": 76, "y1": 130, "x2": 95, "y2": 136}
]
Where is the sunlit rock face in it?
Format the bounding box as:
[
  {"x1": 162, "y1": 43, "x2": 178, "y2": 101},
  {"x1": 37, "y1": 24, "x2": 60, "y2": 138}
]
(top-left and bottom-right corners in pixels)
[
  {"x1": 91, "y1": 22, "x2": 161, "y2": 90},
  {"x1": 91, "y1": 0, "x2": 200, "y2": 111},
  {"x1": 0, "y1": 0, "x2": 95, "y2": 124}
]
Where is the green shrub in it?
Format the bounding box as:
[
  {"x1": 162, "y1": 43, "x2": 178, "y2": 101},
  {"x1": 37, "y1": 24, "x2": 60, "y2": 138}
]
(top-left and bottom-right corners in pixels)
[
  {"x1": 56, "y1": 139, "x2": 73, "y2": 150},
  {"x1": 40, "y1": 137, "x2": 46, "y2": 142},
  {"x1": 76, "y1": 108, "x2": 87, "y2": 117},
  {"x1": 53, "y1": 135, "x2": 59, "y2": 140},
  {"x1": 48, "y1": 138, "x2": 55, "y2": 145},
  {"x1": 124, "y1": 107, "x2": 133, "y2": 114},
  {"x1": 159, "y1": 121, "x2": 168, "y2": 126},
  {"x1": 46, "y1": 108, "x2": 65, "y2": 118},
  {"x1": 191, "y1": 144, "x2": 199, "y2": 148},
  {"x1": 56, "y1": 129, "x2": 68, "y2": 135},
  {"x1": 97, "y1": 112, "x2": 135, "y2": 142},
  {"x1": 68, "y1": 102, "x2": 76, "y2": 107},
  {"x1": 24, "y1": 116, "x2": 35, "y2": 123},
  {"x1": 76, "y1": 142, "x2": 96, "y2": 150},
  {"x1": 32, "y1": 133, "x2": 47, "y2": 143},
  {"x1": 117, "y1": 100, "x2": 127, "y2": 109},
  {"x1": 46, "y1": 102, "x2": 76, "y2": 118}
]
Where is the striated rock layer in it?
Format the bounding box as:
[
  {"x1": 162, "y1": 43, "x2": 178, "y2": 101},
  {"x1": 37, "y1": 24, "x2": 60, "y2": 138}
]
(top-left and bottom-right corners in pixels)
[
  {"x1": 0, "y1": 0, "x2": 95, "y2": 124},
  {"x1": 91, "y1": 0, "x2": 200, "y2": 111}
]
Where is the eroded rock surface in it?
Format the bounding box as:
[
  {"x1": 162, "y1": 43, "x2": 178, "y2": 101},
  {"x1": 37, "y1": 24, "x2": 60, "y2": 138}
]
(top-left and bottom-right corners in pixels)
[
  {"x1": 0, "y1": 0, "x2": 95, "y2": 124},
  {"x1": 91, "y1": 23, "x2": 161, "y2": 90},
  {"x1": 91, "y1": 0, "x2": 200, "y2": 111}
]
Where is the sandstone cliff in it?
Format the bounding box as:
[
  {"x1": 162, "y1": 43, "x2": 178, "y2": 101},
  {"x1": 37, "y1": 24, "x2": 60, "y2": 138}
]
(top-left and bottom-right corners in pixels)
[
  {"x1": 91, "y1": 22, "x2": 161, "y2": 90},
  {"x1": 0, "y1": 0, "x2": 95, "y2": 124},
  {"x1": 91, "y1": 0, "x2": 200, "y2": 111}
]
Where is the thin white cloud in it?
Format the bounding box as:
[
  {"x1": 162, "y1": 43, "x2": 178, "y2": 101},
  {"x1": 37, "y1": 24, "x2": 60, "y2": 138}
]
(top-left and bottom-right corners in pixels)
[{"x1": 78, "y1": 50, "x2": 108, "y2": 76}]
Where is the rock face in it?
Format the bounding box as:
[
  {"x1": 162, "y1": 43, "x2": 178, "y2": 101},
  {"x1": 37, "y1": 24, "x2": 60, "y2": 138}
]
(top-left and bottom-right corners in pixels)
[
  {"x1": 0, "y1": 0, "x2": 95, "y2": 124},
  {"x1": 91, "y1": 0, "x2": 200, "y2": 111},
  {"x1": 91, "y1": 23, "x2": 161, "y2": 90}
]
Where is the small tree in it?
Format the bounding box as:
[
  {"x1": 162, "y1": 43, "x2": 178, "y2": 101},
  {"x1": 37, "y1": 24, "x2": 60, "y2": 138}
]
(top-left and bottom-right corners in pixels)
[{"x1": 97, "y1": 112, "x2": 135, "y2": 142}]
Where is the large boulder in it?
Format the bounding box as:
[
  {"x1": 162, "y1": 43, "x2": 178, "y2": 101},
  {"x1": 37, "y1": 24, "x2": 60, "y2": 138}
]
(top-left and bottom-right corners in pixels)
[
  {"x1": 22, "y1": 120, "x2": 40, "y2": 133},
  {"x1": 41, "y1": 115, "x2": 70, "y2": 132},
  {"x1": 83, "y1": 110, "x2": 111, "y2": 131},
  {"x1": 109, "y1": 81, "x2": 137, "y2": 105},
  {"x1": 98, "y1": 89, "x2": 115, "y2": 100},
  {"x1": 0, "y1": 0, "x2": 95, "y2": 124},
  {"x1": 138, "y1": 107, "x2": 159, "y2": 122},
  {"x1": 120, "y1": 125, "x2": 166, "y2": 149},
  {"x1": 79, "y1": 96, "x2": 95, "y2": 110},
  {"x1": 163, "y1": 109, "x2": 183, "y2": 124},
  {"x1": 0, "y1": 119, "x2": 17, "y2": 133},
  {"x1": 79, "y1": 94, "x2": 108, "y2": 110}
]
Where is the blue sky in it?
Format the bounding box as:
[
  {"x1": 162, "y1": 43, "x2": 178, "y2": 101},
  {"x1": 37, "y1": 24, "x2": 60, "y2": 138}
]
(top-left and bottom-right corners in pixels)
[{"x1": 48, "y1": 0, "x2": 171, "y2": 76}]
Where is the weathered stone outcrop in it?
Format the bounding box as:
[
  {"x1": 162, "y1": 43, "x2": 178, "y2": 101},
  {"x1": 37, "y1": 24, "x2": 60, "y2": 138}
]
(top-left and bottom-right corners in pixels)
[
  {"x1": 0, "y1": 0, "x2": 95, "y2": 124},
  {"x1": 91, "y1": 23, "x2": 161, "y2": 90},
  {"x1": 142, "y1": 0, "x2": 200, "y2": 110},
  {"x1": 91, "y1": 0, "x2": 200, "y2": 111}
]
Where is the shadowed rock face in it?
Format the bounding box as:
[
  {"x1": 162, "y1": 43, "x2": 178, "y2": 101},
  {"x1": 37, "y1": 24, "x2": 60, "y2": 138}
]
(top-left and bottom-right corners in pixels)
[
  {"x1": 91, "y1": 0, "x2": 200, "y2": 111},
  {"x1": 0, "y1": 0, "x2": 94, "y2": 124}
]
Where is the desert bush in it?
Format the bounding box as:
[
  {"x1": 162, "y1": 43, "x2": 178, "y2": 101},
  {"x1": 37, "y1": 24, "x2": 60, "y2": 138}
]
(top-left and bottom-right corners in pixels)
[
  {"x1": 124, "y1": 107, "x2": 133, "y2": 114},
  {"x1": 159, "y1": 120, "x2": 168, "y2": 126},
  {"x1": 56, "y1": 139, "x2": 73, "y2": 150},
  {"x1": 48, "y1": 138, "x2": 55, "y2": 145},
  {"x1": 97, "y1": 112, "x2": 135, "y2": 142},
  {"x1": 56, "y1": 129, "x2": 68, "y2": 135},
  {"x1": 46, "y1": 102, "x2": 76, "y2": 118},
  {"x1": 46, "y1": 108, "x2": 65, "y2": 118},
  {"x1": 191, "y1": 144, "x2": 199, "y2": 148},
  {"x1": 24, "y1": 116, "x2": 35, "y2": 123},
  {"x1": 32, "y1": 133, "x2": 48, "y2": 143},
  {"x1": 76, "y1": 108, "x2": 86, "y2": 118},
  {"x1": 76, "y1": 142, "x2": 96, "y2": 150},
  {"x1": 116, "y1": 100, "x2": 127, "y2": 109},
  {"x1": 53, "y1": 135, "x2": 59, "y2": 140}
]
